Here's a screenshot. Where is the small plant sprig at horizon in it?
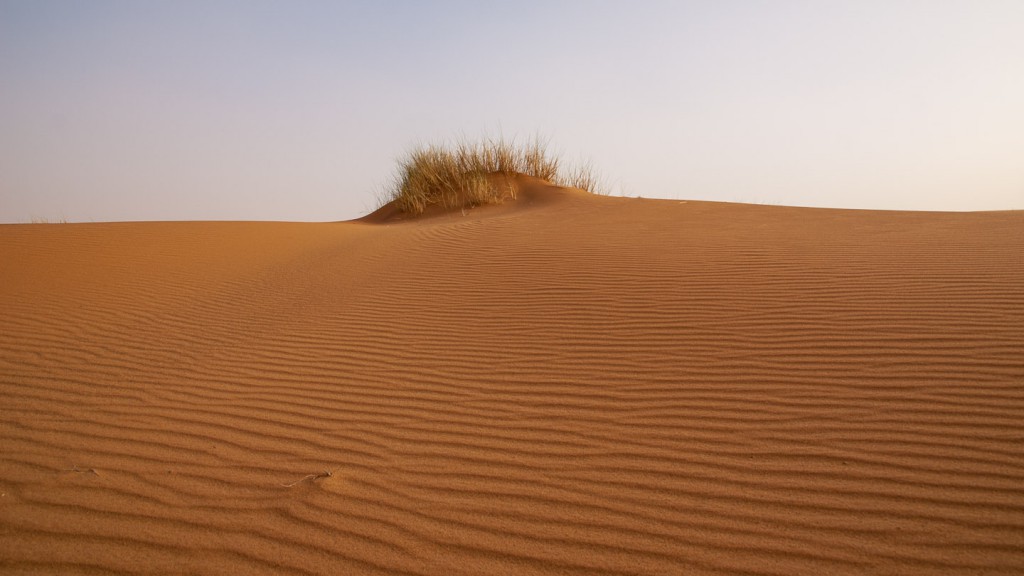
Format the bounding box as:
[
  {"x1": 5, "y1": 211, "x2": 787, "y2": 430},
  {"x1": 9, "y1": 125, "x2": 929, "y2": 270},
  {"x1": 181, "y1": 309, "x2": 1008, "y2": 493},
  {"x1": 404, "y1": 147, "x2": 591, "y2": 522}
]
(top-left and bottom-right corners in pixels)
[{"x1": 385, "y1": 138, "x2": 602, "y2": 215}]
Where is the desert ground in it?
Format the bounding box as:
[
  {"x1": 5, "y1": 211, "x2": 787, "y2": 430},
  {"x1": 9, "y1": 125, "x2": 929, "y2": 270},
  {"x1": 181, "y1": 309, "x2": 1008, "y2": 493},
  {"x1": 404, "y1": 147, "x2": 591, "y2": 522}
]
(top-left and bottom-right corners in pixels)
[{"x1": 1, "y1": 177, "x2": 1023, "y2": 574}]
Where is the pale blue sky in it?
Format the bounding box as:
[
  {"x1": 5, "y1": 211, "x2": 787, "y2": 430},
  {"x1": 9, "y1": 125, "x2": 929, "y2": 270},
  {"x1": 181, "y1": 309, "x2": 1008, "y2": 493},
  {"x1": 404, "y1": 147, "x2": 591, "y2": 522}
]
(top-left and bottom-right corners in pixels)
[{"x1": 2, "y1": 0, "x2": 1022, "y2": 222}]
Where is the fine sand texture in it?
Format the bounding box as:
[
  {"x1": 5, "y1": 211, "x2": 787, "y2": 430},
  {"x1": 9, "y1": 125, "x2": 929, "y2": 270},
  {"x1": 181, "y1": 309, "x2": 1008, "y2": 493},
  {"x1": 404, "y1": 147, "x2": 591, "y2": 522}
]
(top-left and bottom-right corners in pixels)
[{"x1": 2, "y1": 178, "x2": 1023, "y2": 575}]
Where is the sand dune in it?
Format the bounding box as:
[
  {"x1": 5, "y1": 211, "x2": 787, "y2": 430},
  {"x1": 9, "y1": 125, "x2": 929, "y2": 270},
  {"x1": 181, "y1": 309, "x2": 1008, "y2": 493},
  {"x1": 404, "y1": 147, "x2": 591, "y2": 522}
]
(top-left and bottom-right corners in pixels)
[{"x1": 2, "y1": 178, "x2": 1023, "y2": 575}]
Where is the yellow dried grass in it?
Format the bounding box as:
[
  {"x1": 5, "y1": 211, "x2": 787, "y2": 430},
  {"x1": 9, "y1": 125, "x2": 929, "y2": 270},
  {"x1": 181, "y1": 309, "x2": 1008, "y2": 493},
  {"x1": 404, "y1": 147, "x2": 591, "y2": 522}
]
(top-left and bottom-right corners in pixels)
[{"x1": 386, "y1": 138, "x2": 601, "y2": 215}]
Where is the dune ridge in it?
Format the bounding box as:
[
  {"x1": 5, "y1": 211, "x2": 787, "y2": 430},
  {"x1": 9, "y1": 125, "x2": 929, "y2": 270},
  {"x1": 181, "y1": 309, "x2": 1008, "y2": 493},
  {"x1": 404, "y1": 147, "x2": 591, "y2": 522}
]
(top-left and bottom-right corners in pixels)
[{"x1": 2, "y1": 180, "x2": 1023, "y2": 575}]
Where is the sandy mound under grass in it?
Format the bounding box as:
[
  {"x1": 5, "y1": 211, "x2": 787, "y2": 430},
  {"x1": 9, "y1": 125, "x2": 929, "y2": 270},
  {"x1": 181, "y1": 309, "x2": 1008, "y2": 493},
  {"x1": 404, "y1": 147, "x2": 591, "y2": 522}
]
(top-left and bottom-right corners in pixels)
[{"x1": 1, "y1": 186, "x2": 1023, "y2": 575}]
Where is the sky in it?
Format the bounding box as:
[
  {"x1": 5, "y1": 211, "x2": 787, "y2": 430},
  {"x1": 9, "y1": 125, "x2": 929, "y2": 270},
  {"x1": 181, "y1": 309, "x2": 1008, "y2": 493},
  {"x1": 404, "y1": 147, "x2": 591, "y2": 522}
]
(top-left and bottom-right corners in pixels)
[{"x1": 2, "y1": 0, "x2": 1023, "y2": 223}]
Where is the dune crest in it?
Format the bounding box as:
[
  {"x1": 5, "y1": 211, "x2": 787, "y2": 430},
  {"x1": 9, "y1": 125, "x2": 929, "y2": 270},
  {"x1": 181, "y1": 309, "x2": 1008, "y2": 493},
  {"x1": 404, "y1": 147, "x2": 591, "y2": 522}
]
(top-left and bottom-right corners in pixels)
[{"x1": 1, "y1": 194, "x2": 1023, "y2": 575}]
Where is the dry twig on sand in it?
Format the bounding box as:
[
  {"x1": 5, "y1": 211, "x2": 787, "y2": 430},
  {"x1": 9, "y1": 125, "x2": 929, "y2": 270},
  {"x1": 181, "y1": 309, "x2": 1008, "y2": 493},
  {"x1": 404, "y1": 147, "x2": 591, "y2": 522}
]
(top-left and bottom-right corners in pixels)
[
  {"x1": 281, "y1": 470, "x2": 333, "y2": 488},
  {"x1": 61, "y1": 466, "x2": 99, "y2": 476}
]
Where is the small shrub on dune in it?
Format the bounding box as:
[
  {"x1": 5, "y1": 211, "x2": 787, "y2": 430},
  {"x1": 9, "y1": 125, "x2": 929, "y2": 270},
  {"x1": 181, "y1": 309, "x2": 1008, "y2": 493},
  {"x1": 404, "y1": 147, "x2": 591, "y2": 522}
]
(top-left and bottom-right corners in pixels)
[
  {"x1": 386, "y1": 138, "x2": 601, "y2": 215},
  {"x1": 28, "y1": 216, "x2": 68, "y2": 224}
]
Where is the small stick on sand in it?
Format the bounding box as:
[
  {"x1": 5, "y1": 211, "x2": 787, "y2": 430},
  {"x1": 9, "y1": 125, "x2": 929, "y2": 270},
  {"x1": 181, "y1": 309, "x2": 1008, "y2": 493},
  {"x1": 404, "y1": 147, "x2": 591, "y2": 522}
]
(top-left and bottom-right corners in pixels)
[
  {"x1": 62, "y1": 466, "x2": 99, "y2": 476},
  {"x1": 281, "y1": 470, "x2": 332, "y2": 488}
]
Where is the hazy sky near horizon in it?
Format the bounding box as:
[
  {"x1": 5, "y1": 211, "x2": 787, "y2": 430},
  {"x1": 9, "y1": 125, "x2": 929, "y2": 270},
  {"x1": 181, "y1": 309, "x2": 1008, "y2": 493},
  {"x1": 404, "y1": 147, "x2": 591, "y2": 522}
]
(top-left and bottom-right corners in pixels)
[{"x1": 2, "y1": 0, "x2": 1023, "y2": 223}]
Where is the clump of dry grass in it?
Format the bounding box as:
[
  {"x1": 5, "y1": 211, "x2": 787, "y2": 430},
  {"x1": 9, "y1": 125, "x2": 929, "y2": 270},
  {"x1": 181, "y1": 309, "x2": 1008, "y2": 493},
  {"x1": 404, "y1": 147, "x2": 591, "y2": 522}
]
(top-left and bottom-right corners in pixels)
[
  {"x1": 29, "y1": 216, "x2": 68, "y2": 224},
  {"x1": 386, "y1": 138, "x2": 602, "y2": 215}
]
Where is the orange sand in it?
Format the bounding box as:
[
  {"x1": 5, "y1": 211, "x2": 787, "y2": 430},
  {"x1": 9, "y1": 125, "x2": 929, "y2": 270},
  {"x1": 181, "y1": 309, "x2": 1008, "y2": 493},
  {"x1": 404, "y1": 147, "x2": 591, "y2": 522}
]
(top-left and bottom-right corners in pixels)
[{"x1": 2, "y1": 178, "x2": 1023, "y2": 574}]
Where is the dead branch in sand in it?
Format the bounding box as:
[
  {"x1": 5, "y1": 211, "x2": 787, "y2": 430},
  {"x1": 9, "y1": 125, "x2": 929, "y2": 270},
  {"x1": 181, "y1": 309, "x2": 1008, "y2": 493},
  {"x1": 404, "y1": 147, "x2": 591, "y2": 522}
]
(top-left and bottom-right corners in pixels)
[{"x1": 281, "y1": 470, "x2": 333, "y2": 487}]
